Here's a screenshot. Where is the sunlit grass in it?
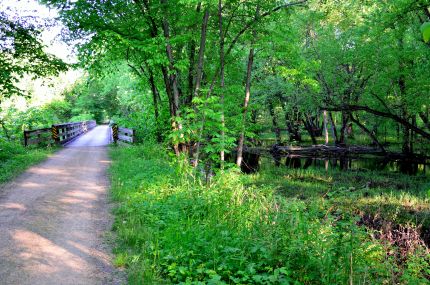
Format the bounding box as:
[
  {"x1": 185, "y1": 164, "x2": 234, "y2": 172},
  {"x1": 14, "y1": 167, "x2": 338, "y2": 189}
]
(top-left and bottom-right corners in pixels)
[
  {"x1": 109, "y1": 144, "x2": 430, "y2": 284},
  {"x1": 0, "y1": 141, "x2": 54, "y2": 184}
]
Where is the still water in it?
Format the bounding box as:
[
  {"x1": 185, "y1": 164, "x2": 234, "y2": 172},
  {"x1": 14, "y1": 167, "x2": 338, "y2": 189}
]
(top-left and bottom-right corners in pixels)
[{"x1": 243, "y1": 153, "x2": 430, "y2": 176}]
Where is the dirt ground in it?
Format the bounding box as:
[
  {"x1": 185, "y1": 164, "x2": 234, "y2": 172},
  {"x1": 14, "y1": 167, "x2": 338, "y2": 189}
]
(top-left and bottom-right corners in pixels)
[{"x1": 0, "y1": 126, "x2": 125, "y2": 285}]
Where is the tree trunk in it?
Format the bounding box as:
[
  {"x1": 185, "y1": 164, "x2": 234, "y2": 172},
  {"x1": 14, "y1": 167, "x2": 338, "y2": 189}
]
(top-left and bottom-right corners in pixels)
[
  {"x1": 193, "y1": 8, "x2": 210, "y2": 99},
  {"x1": 326, "y1": 104, "x2": 430, "y2": 142},
  {"x1": 328, "y1": 112, "x2": 338, "y2": 144},
  {"x1": 284, "y1": 109, "x2": 301, "y2": 142},
  {"x1": 191, "y1": 8, "x2": 211, "y2": 167},
  {"x1": 268, "y1": 100, "x2": 281, "y2": 145},
  {"x1": 339, "y1": 111, "x2": 349, "y2": 145},
  {"x1": 236, "y1": 17, "x2": 257, "y2": 167},
  {"x1": 185, "y1": 3, "x2": 202, "y2": 105},
  {"x1": 147, "y1": 66, "x2": 162, "y2": 142},
  {"x1": 219, "y1": 0, "x2": 226, "y2": 168},
  {"x1": 350, "y1": 114, "x2": 385, "y2": 152},
  {"x1": 419, "y1": 111, "x2": 430, "y2": 130},
  {"x1": 402, "y1": 123, "x2": 412, "y2": 154},
  {"x1": 323, "y1": 110, "x2": 329, "y2": 145},
  {"x1": 303, "y1": 115, "x2": 317, "y2": 145},
  {"x1": 161, "y1": 0, "x2": 185, "y2": 154},
  {"x1": 0, "y1": 120, "x2": 10, "y2": 140}
]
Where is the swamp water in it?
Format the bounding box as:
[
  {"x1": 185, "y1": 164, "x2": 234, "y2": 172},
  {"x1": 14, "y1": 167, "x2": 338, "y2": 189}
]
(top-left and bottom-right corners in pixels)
[{"x1": 242, "y1": 153, "x2": 430, "y2": 176}]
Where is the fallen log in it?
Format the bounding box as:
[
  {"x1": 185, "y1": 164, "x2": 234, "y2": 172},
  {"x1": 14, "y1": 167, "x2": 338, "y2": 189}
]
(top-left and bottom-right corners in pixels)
[
  {"x1": 272, "y1": 144, "x2": 383, "y2": 156},
  {"x1": 243, "y1": 145, "x2": 430, "y2": 164}
]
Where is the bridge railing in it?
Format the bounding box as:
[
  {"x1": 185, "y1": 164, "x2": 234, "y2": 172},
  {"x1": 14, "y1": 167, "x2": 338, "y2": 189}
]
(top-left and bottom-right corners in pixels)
[
  {"x1": 24, "y1": 128, "x2": 53, "y2": 147},
  {"x1": 24, "y1": 120, "x2": 96, "y2": 146},
  {"x1": 111, "y1": 124, "x2": 135, "y2": 144},
  {"x1": 52, "y1": 120, "x2": 96, "y2": 145}
]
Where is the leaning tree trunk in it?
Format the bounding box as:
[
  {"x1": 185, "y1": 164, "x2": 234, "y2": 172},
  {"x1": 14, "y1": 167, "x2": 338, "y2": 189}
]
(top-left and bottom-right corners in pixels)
[
  {"x1": 161, "y1": 0, "x2": 185, "y2": 155},
  {"x1": 303, "y1": 115, "x2": 317, "y2": 145},
  {"x1": 147, "y1": 66, "x2": 162, "y2": 142},
  {"x1": 350, "y1": 114, "x2": 386, "y2": 153},
  {"x1": 323, "y1": 110, "x2": 329, "y2": 145},
  {"x1": 328, "y1": 112, "x2": 339, "y2": 144},
  {"x1": 236, "y1": 5, "x2": 260, "y2": 167},
  {"x1": 236, "y1": 45, "x2": 255, "y2": 167},
  {"x1": 284, "y1": 109, "x2": 302, "y2": 142},
  {"x1": 185, "y1": 3, "x2": 202, "y2": 105},
  {"x1": 339, "y1": 111, "x2": 349, "y2": 145},
  {"x1": 192, "y1": 8, "x2": 210, "y2": 167},
  {"x1": 419, "y1": 111, "x2": 430, "y2": 130},
  {"x1": 0, "y1": 119, "x2": 10, "y2": 140},
  {"x1": 219, "y1": 0, "x2": 226, "y2": 168},
  {"x1": 268, "y1": 100, "x2": 282, "y2": 145}
]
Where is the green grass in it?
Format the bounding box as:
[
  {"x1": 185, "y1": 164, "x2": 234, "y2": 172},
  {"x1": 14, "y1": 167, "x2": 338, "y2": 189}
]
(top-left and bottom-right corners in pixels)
[
  {"x1": 246, "y1": 163, "x2": 430, "y2": 228},
  {"x1": 109, "y1": 144, "x2": 430, "y2": 284},
  {"x1": 0, "y1": 140, "x2": 54, "y2": 184}
]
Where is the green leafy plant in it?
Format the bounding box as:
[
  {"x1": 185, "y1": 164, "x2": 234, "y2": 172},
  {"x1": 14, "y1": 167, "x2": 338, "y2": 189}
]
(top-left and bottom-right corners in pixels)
[{"x1": 421, "y1": 22, "x2": 430, "y2": 43}]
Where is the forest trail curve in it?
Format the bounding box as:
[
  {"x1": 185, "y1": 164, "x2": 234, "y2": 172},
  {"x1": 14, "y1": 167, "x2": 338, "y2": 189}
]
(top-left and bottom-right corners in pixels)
[{"x1": 0, "y1": 125, "x2": 123, "y2": 285}]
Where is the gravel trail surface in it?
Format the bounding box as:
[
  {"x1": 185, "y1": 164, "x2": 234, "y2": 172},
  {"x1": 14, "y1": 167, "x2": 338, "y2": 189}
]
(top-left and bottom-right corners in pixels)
[{"x1": 0, "y1": 125, "x2": 124, "y2": 285}]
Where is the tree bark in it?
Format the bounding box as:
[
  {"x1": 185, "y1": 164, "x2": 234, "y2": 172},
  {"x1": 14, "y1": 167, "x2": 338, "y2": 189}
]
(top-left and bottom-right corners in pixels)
[
  {"x1": 339, "y1": 111, "x2": 349, "y2": 145},
  {"x1": 328, "y1": 111, "x2": 339, "y2": 143},
  {"x1": 419, "y1": 111, "x2": 430, "y2": 130},
  {"x1": 325, "y1": 104, "x2": 430, "y2": 141},
  {"x1": 323, "y1": 110, "x2": 329, "y2": 145},
  {"x1": 147, "y1": 66, "x2": 162, "y2": 142},
  {"x1": 160, "y1": 0, "x2": 185, "y2": 154},
  {"x1": 192, "y1": 8, "x2": 211, "y2": 167},
  {"x1": 185, "y1": 3, "x2": 202, "y2": 105},
  {"x1": 193, "y1": 8, "x2": 210, "y2": 99},
  {"x1": 237, "y1": 7, "x2": 259, "y2": 167},
  {"x1": 349, "y1": 114, "x2": 386, "y2": 152},
  {"x1": 268, "y1": 100, "x2": 282, "y2": 144},
  {"x1": 303, "y1": 115, "x2": 317, "y2": 145},
  {"x1": 134, "y1": 0, "x2": 183, "y2": 153},
  {"x1": 219, "y1": 0, "x2": 226, "y2": 167},
  {"x1": 236, "y1": 46, "x2": 255, "y2": 167},
  {"x1": 0, "y1": 119, "x2": 10, "y2": 140}
]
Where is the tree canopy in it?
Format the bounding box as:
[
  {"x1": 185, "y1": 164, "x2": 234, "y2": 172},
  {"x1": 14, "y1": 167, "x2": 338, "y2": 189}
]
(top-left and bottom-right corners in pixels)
[
  {"x1": 18, "y1": 0, "x2": 430, "y2": 162},
  {"x1": 0, "y1": 10, "x2": 67, "y2": 98}
]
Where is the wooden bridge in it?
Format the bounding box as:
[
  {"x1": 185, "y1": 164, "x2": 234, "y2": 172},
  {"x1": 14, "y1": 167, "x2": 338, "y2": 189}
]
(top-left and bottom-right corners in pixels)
[
  {"x1": 1, "y1": 121, "x2": 135, "y2": 284},
  {"x1": 23, "y1": 120, "x2": 136, "y2": 147}
]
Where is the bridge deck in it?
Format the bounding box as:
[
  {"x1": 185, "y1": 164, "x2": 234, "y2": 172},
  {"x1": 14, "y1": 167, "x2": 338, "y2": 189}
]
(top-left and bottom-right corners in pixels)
[
  {"x1": 0, "y1": 125, "x2": 123, "y2": 284},
  {"x1": 66, "y1": 125, "x2": 111, "y2": 147}
]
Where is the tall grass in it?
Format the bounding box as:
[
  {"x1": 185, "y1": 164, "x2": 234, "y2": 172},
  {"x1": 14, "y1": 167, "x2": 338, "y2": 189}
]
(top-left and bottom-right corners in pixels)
[
  {"x1": 109, "y1": 144, "x2": 430, "y2": 284},
  {"x1": 0, "y1": 140, "x2": 53, "y2": 184}
]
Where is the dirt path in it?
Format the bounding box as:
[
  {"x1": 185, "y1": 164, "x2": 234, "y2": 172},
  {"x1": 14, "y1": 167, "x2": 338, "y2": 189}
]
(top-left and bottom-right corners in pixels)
[{"x1": 0, "y1": 125, "x2": 124, "y2": 285}]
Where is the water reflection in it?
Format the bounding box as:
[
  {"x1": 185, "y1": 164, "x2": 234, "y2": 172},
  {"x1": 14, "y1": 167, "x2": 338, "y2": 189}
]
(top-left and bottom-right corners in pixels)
[
  {"x1": 240, "y1": 150, "x2": 429, "y2": 175},
  {"x1": 276, "y1": 156, "x2": 429, "y2": 175}
]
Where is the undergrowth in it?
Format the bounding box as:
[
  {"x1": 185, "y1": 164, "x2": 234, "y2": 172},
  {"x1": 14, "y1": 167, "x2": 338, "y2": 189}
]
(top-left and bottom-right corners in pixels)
[
  {"x1": 0, "y1": 140, "x2": 54, "y2": 184},
  {"x1": 109, "y1": 144, "x2": 430, "y2": 284}
]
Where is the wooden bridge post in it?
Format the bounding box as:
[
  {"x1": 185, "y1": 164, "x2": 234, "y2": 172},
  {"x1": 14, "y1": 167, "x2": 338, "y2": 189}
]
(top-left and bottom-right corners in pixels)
[
  {"x1": 52, "y1": 125, "x2": 60, "y2": 145},
  {"x1": 112, "y1": 124, "x2": 119, "y2": 144},
  {"x1": 24, "y1": 131, "x2": 29, "y2": 147}
]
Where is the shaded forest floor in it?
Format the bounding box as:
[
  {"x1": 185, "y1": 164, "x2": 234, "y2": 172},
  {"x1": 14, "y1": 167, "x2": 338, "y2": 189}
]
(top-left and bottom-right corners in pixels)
[
  {"x1": 246, "y1": 164, "x2": 430, "y2": 245},
  {"x1": 109, "y1": 144, "x2": 430, "y2": 284}
]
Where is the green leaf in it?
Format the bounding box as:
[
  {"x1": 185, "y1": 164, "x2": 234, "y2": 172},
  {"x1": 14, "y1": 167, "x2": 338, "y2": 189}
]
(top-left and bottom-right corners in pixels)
[{"x1": 420, "y1": 22, "x2": 430, "y2": 43}]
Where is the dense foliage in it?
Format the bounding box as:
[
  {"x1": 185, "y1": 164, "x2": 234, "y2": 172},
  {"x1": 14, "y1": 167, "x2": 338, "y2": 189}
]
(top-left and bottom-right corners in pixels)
[
  {"x1": 0, "y1": 5, "x2": 68, "y2": 141},
  {"x1": 0, "y1": 140, "x2": 53, "y2": 183},
  {"x1": 110, "y1": 144, "x2": 430, "y2": 284},
  {"x1": 0, "y1": 10, "x2": 67, "y2": 98},
  {"x1": 36, "y1": 0, "x2": 430, "y2": 168},
  {"x1": 1, "y1": 0, "x2": 429, "y2": 284}
]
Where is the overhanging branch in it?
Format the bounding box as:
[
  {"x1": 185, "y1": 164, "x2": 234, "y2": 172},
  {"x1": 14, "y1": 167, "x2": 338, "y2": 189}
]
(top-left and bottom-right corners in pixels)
[{"x1": 325, "y1": 104, "x2": 430, "y2": 140}]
